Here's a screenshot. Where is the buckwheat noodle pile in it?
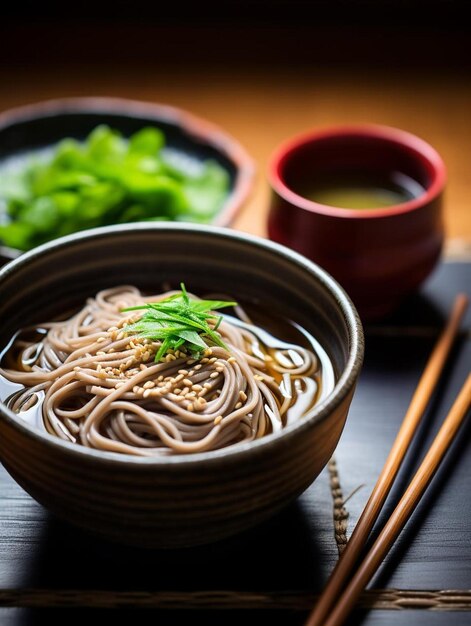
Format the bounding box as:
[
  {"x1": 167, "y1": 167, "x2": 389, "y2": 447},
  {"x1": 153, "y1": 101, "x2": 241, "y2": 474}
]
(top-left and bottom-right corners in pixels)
[{"x1": 1, "y1": 286, "x2": 319, "y2": 456}]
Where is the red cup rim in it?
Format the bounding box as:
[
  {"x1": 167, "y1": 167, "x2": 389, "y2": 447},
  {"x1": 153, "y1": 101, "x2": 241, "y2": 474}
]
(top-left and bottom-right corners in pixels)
[{"x1": 268, "y1": 124, "x2": 447, "y2": 219}]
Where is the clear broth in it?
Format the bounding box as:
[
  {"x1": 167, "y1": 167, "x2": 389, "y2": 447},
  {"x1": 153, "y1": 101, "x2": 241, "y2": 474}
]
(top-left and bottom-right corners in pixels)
[{"x1": 0, "y1": 302, "x2": 336, "y2": 438}]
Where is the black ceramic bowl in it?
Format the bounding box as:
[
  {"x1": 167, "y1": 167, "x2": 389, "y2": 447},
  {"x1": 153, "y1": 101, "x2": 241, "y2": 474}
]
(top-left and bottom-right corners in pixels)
[
  {"x1": 0, "y1": 223, "x2": 363, "y2": 548},
  {"x1": 0, "y1": 97, "x2": 255, "y2": 265}
]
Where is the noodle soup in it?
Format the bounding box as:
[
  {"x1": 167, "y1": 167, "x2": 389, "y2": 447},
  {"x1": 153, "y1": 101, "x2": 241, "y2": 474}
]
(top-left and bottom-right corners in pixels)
[{"x1": 0, "y1": 285, "x2": 334, "y2": 456}]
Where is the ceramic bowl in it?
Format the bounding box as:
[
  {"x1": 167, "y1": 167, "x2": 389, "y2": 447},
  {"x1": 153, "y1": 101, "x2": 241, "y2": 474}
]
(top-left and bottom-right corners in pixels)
[
  {"x1": 0, "y1": 223, "x2": 363, "y2": 548},
  {"x1": 0, "y1": 97, "x2": 255, "y2": 265},
  {"x1": 267, "y1": 124, "x2": 446, "y2": 320}
]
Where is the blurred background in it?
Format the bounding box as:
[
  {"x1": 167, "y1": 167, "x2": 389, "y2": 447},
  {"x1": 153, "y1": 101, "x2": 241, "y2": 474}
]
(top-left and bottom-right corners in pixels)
[{"x1": 1, "y1": 0, "x2": 469, "y2": 242}]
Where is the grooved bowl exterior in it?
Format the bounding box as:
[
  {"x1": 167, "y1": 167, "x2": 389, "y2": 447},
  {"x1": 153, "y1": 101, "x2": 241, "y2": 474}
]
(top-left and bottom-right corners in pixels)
[{"x1": 0, "y1": 224, "x2": 363, "y2": 548}]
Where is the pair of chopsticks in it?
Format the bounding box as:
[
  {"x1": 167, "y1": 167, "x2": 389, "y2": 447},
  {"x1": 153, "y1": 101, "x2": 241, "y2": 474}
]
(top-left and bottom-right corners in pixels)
[{"x1": 306, "y1": 293, "x2": 470, "y2": 626}]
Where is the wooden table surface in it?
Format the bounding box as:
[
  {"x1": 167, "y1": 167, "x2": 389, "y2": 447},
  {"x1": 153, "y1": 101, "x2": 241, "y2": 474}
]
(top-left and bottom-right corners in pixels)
[
  {"x1": 0, "y1": 260, "x2": 469, "y2": 626},
  {"x1": 0, "y1": 17, "x2": 470, "y2": 625}
]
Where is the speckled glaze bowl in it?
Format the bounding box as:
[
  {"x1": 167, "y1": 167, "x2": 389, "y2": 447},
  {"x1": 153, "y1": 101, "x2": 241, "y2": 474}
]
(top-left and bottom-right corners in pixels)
[{"x1": 0, "y1": 224, "x2": 363, "y2": 548}]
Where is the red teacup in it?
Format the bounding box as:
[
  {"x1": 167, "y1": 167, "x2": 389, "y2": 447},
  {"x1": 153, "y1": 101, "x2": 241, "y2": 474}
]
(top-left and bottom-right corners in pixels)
[{"x1": 267, "y1": 124, "x2": 446, "y2": 320}]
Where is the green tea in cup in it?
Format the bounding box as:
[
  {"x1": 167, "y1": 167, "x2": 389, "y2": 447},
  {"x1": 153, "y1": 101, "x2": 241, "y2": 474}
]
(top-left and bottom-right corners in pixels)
[{"x1": 297, "y1": 170, "x2": 425, "y2": 209}]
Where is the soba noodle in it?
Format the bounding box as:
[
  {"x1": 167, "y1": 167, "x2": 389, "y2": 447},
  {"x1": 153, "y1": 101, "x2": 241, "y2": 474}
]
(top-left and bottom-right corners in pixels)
[{"x1": 0, "y1": 286, "x2": 322, "y2": 456}]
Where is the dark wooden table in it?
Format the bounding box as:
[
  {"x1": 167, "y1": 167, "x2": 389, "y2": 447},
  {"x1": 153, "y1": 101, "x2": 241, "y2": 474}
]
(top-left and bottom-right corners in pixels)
[{"x1": 0, "y1": 260, "x2": 470, "y2": 626}]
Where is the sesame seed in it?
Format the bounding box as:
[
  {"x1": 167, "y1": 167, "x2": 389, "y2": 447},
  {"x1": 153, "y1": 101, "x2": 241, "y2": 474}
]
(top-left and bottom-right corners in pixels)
[
  {"x1": 214, "y1": 415, "x2": 223, "y2": 425},
  {"x1": 203, "y1": 383, "x2": 212, "y2": 389},
  {"x1": 143, "y1": 389, "x2": 152, "y2": 398},
  {"x1": 186, "y1": 358, "x2": 196, "y2": 365},
  {"x1": 215, "y1": 366, "x2": 224, "y2": 372},
  {"x1": 194, "y1": 364, "x2": 202, "y2": 370},
  {"x1": 255, "y1": 375, "x2": 264, "y2": 381},
  {"x1": 209, "y1": 357, "x2": 217, "y2": 364},
  {"x1": 97, "y1": 337, "x2": 106, "y2": 343},
  {"x1": 143, "y1": 381, "x2": 155, "y2": 389},
  {"x1": 173, "y1": 388, "x2": 182, "y2": 395},
  {"x1": 178, "y1": 369, "x2": 189, "y2": 376},
  {"x1": 239, "y1": 391, "x2": 247, "y2": 401},
  {"x1": 157, "y1": 375, "x2": 164, "y2": 382},
  {"x1": 192, "y1": 384, "x2": 203, "y2": 392},
  {"x1": 235, "y1": 402, "x2": 242, "y2": 409},
  {"x1": 199, "y1": 388, "x2": 209, "y2": 397},
  {"x1": 187, "y1": 403, "x2": 194, "y2": 412},
  {"x1": 197, "y1": 397, "x2": 207, "y2": 406},
  {"x1": 186, "y1": 391, "x2": 196, "y2": 399},
  {"x1": 183, "y1": 378, "x2": 193, "y2": 387},
  {"x1": 201, "y1": 358, "x2": 209, "y2": 364},
  {"x1": 174, "y1": 373, "x2": 184, "y2": 382},
  {"x1": 210, "y1": 372, "x2": 219, "y2": 379},
  {"x1": 227, "y1": 356, "x2": 236, "y2": 363}
]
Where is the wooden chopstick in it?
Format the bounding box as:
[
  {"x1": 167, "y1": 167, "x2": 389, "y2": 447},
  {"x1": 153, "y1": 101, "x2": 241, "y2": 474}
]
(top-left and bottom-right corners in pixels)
[
  {"x1": 323, "y1": 373, "x2": 471, "y2": 626},
  {"x1": 306, "y1": 293, "x2": 468, "y2": 626}
]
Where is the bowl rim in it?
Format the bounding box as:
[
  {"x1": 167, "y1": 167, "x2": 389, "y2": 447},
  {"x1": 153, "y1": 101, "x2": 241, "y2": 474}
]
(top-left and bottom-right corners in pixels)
[
  {"x1": 268, "y1": 123, "x2": 446, "y2": 219},
  {"x1": 0, "y1": 222, "x2": 364, "y2": 467},
  {"x1": 0, "y1": 96, "x2": 255, "y2": 262}
]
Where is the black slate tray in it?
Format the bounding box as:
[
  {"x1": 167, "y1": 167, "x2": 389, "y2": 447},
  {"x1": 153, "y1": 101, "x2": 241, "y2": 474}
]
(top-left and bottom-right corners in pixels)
[{"x1": 0, "y1": 261, "x2": 470, "y2": 626}]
